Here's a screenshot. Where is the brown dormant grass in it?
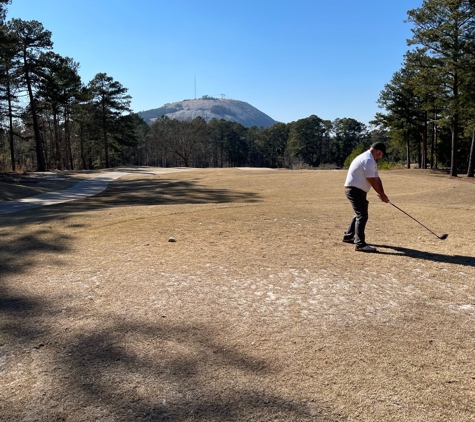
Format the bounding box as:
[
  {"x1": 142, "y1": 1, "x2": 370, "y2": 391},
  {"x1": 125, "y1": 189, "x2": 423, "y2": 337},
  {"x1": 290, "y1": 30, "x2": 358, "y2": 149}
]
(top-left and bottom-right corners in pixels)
[{"x1": 1, "y1": 167, "x2": 474, "y2": 421}]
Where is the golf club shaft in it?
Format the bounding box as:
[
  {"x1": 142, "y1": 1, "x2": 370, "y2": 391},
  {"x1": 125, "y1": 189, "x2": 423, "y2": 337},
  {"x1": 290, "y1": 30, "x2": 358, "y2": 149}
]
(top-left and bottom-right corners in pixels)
[{"x1": 389, "y1": 202, "x2": 441, "y2": 238}]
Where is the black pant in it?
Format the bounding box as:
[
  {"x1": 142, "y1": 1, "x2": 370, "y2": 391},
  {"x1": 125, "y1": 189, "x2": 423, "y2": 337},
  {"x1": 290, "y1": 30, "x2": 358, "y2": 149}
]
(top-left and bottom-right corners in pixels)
[{"x1": 344, "y1": 187, "x2": 369, "y2": 247}]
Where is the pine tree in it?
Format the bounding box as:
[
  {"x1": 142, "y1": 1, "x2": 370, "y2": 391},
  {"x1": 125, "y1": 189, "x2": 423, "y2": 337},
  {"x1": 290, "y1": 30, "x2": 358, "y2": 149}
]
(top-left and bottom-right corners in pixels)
[
  {"x1": 88, "y1": 73, "x2": 131, "y2": 168},
  {"x1": 407, "y1": 0, "x2": 475, "y2": 176},
  {"x1": 9, "y1": 19, "x2": 53, "y2": 171}
]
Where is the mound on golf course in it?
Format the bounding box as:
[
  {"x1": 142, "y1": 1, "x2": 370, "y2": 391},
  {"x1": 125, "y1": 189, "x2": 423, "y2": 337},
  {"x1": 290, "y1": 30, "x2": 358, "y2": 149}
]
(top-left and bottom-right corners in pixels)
[{"x1": 1, "y1": 167, "x2": 474, "y2": 421}]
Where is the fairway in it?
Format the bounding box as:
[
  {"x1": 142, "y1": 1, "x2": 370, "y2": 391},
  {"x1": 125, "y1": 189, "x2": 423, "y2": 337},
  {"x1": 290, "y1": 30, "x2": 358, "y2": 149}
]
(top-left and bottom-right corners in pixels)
[{"x1": 1, "y1": 168, "x2": 474, "y2": 421}]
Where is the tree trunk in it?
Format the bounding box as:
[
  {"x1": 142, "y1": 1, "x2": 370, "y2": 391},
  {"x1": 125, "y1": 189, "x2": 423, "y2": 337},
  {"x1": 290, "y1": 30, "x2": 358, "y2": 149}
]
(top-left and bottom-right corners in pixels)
[
  {"x1": 102, "y1": 110, "x2": 109, "y2": 168},
  {"x1": 80, "y1": 127, "x2": 86, "y2": 170},
  {"x1": 23, "y1": 58, "x2": 46, "y2": 171},
  {"x1": 450, "y1": 74, "x2": 459, "y2": 177},
  {"x1": 53, "y1": 111, "x2": 61, "y2": 169},
  {"x1": 422, "y1": 113, "x2": 427, "y2": 169},
  {"x1": 450, "y1": 113, "x2": 458, "y2": 177},
  {"x1": 64, "y1": 113, "x2": 73, "y2": 170},
  {"x1": 467, "y1": 127, "x2": 475, "y2": 177},
  {"x1": 103, "y1": 128, "x2": 109, "y2": 168},
  {"x1": 430, "y1": 117, "x2": 436, "y2": 169},
  {"x1": 406, "y1": 134, "x2": 411, "y2": 169},
  {"x1": 7, "y1": 83, "x2": 15, "y2": 172}
]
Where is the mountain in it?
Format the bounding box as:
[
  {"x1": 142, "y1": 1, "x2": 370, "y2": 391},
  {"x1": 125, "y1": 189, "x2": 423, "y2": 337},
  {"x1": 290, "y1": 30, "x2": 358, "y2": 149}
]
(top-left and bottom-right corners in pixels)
[{"x1": 137, "y1": 96, "x2": 276, "y2": 128}]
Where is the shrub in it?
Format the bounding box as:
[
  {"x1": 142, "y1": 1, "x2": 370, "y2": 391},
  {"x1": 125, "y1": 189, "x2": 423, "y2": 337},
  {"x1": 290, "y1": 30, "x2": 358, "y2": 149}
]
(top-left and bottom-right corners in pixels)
[{"x1": 343, "y1": 144, "x2": 365, "y2": 169}]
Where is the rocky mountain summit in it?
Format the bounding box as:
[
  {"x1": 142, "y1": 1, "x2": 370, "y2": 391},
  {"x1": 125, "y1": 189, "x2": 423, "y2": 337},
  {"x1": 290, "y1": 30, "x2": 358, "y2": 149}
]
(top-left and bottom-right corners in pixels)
[{"x1": 138, "y1": 96, "x2": 276, "y2": 128}]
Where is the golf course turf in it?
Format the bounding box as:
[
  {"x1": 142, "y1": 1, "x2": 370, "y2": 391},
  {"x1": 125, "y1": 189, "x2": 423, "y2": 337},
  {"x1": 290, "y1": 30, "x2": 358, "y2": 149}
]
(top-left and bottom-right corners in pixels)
[{"x1": 1, "y1": 167, "x2": 474, "y2": 421}]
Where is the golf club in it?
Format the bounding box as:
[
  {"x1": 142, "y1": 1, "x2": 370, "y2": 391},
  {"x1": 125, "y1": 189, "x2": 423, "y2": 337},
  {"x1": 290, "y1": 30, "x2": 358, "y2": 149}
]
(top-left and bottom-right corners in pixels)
[{"x1": 388, "y1": 201, "x2": 448, "y2": 240}]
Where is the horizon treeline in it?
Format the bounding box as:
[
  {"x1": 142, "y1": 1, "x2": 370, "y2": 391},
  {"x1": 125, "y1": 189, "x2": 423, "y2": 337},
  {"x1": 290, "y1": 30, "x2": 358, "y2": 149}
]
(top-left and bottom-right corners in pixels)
[
  {"x1": 137, "y1": 115, "x2": 391, "y2": 169},
  {"x1": 1, "y1": 0, "x2": 475, "y2": 175}
]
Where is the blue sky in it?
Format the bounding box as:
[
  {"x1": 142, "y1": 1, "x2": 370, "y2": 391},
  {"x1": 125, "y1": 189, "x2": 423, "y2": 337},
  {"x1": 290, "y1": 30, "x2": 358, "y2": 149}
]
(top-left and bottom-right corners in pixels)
[{"x1": 7, "y1": 0, "x2": 421, "y2": 125}]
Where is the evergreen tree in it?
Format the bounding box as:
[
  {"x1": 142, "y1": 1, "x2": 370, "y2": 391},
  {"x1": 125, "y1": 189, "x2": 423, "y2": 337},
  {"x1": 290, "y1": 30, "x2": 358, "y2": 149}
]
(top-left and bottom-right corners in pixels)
[
  {"x1": 0, "y1": 0, "x2": 10, "y2": 25},
  {"x1": 407, "y1": 0, "x2": 475, "y2": 176},
  {"x1": 36, "y1": 52, "x2": 82, "y2": 169},
  {"x1": 0, "y1": 24, "x2": 19, "y2": 171},
  {"x1": 375, "y1": 62, "x2": 425, "y2": 168},
  {"x1": 331, "y1": 118, "x2": 368, "y2": 167},
  {"x1": 9, "y1": 18, "x2": 53, "y2": 171},
  {"x1": 207, "y1": 119, "x2": 231, "y2": 168},
  {"x1": 225, "y1": 122, "x2": 248, "y2": 167},
  {"x1": 258, "y1": 122, "x2": 289, "y2": 167},
  {"x1": 88, "y1": 73, "x2": 131, "y2": 168},
  {"x1": 287, "y1": 115, "x2": 329, "y2": 167}
]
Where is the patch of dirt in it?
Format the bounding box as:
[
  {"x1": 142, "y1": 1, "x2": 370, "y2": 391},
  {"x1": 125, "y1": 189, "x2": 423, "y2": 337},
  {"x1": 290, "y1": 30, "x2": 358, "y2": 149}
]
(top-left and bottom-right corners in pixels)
[{"x1": 1, "y1": 168, "x2": 474, "y2": 421}]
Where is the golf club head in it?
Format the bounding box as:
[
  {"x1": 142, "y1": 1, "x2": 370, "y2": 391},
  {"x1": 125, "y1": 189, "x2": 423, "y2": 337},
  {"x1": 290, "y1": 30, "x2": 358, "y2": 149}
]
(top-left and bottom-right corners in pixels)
[{"x1": 439, "y1": 233, "x2": 449, "y2": 240}]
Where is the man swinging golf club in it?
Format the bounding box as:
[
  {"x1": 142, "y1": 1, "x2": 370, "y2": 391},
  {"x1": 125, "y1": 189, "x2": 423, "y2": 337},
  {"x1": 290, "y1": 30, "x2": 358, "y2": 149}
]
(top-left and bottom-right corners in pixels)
[{"x1": 343, "y1": 142, "x2": 388, "y2": 252}]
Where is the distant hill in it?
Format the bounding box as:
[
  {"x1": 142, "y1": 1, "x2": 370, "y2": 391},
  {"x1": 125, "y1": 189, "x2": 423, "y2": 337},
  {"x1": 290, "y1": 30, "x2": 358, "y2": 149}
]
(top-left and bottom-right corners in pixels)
[{"x1": 137, "y1": 96, "x2": 276, "y2": 128}]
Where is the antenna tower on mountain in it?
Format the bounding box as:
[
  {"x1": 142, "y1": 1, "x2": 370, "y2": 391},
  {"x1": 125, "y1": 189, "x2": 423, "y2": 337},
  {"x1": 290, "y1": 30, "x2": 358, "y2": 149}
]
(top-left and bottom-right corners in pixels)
[
  {"x1": 221, "y1": 94, "x2": 225, "y2": 100},
  {"x1": 194, "y1": 76, "x2": 196, "y2": 99}
]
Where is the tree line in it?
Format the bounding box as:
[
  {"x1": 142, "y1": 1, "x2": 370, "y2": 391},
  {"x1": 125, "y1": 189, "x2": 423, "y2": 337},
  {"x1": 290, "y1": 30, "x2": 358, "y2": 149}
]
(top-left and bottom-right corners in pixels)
[
  {"x1": 0, "y1": 2, "x2": 138, "y2": 172},
  {"x1": 139, "y1": 115, "x2": 389, "y2": 169},
  {"x1": 374, "y1": 0, "x2": 475, "y2": 177}
]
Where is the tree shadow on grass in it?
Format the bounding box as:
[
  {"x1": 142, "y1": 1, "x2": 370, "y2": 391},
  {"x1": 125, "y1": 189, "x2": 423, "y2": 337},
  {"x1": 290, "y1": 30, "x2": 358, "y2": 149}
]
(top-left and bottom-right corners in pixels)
[
  {"x1": 0, "y1": 177, "x2": 262, "y2": 228},
  {"x1": 0, "y1": 228, "x2": 71, "y2": 276},
  {"x1": 373, "y1": 244, "x2": 475, "y2": 267},
  {"x1": 82, "y1": 178, "x2": 261, "y2": 206},
  {"x1": 0, "y1": 229, "x2": 71, "y2": 346},
  {"x1": 0, "y1": 176, "x2": 260, "y2": 275},
  {"x1": 1, "y1": 306, "x2": 342, "y2": 420},
  {"x1": 0, "y1": 285, "x2": 43, "y2": 343},
  {"x1": 54, "y1": 319, "x2": 339, "y2": 421}
]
